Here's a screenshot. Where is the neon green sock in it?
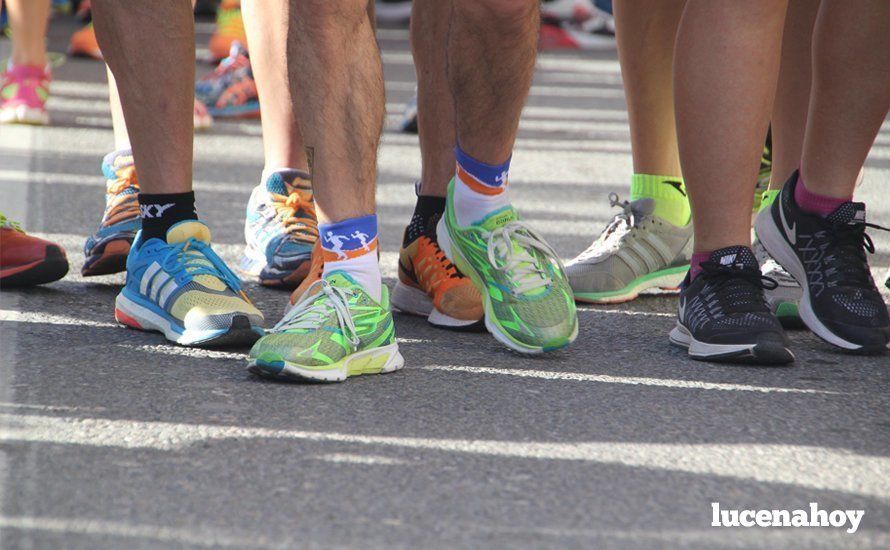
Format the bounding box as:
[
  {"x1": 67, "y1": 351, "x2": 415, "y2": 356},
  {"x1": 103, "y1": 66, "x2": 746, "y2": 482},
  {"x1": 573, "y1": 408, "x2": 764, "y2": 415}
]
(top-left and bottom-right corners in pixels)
[
  {"x1": 630, "y1": 173, "x2": 690, "y2": 227},
  {"x1": 759, "y1": 189, "x2": 780, "y2": 213}
]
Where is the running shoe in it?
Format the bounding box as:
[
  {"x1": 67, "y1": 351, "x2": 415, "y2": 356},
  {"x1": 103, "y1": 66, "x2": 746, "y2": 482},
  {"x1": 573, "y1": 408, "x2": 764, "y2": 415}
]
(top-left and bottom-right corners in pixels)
[
  {"x1": 754, "y1": 171, "x2": 890, "y2": 352},
  {"x1": 247, "y1": 272, "x2": 404, "y2": 382},
  {"x1": 437, "y1": 179, "x2": 578, "y2": 353},
  {"x1": 208, "y1": 0, "x2": 247, "y2": 62},
  {"x1": 393, "y1": 226, "x2": 483, "y2": 330},
  {"x1": 399, "y1": 93, "x2": 418, "y2": 134},
  {"x1": 566, "y1": 194, "x2": 691, "y2": 304},
  {"x1": 0, "y1": 213, "x2": 69, "y2": 287},
  {"x1": 115, "y1": 220, "x2": 264, "y2": 346},
  {"x1": 68, "y1": 22, "x2": 102, "y2": 60},
  {"x1": 52, "y1": 0, "x2": 72, "y2": 16},
  {"x1": 541, "y1": 0, "x2": 596, "y2": 23},
  {"x1": 1, "y1": 64, "x2": 51, "y2": 125},
  {"x1": 75, "y1": 0, "x2": 92, "y2": 21},
  {"x1": 753, "y1": 239, "x2": 802, "y2": 326},
  {"x1": 193, "y1": 99, "x2": 213, "y2": 130},
  {"x1": 669, "y1": 246, "x2": 794, "y2": 364},
  {"x1": 752, "y1": 132, "x2": 772, "y2": 214},
  {"x1": 375, "y1": 0, "x2": 414, "y2": 23},
  {"x1": 241, "y1": 169, "x2": 317, "y2": 288},
  {"x1": 539, "y1": 18, "x2": 616, "y2": 51},
  {"x1": 196, "y1": 43, "x2": 259, "y2": 118},
  {"x1": 286, "y1": 240, "x2": 324, "y2": 310},
  {"x1": 83, "y1": 150, "x2": 141, "y2": 276}
]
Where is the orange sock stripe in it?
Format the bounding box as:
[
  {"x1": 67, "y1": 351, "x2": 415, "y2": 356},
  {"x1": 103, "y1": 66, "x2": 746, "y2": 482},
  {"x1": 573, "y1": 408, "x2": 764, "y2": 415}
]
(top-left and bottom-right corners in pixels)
[
  {"x1": 321, "y1": 237, "x2": 378, "y2": 263},
  {"x1": 456, "y1": 165, "x2": 506, "y2": 196}
]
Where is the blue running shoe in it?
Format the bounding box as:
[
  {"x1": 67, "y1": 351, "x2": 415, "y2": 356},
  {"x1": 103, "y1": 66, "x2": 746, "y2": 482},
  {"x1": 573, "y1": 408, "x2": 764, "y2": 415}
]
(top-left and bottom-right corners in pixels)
[
  {"x1": 115, "y1": 220, "x2": 265, "y2": 346},
  {"x1": 83, "y1": 150, "x2": 141, "y2": 276},
  {"x1": 195, "y1": 42, "x2": 259, "y2": 119},
  {"x1": 240, "y1": 169, "x2": 317, "y2": 288}
]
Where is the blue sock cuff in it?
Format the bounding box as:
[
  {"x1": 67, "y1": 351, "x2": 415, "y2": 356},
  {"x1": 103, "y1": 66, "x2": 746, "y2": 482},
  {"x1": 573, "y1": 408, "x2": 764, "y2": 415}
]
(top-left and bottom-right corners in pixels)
[
  {"x1": 455, "y1": 146, "x2": 511, "y2": 188},
  {"x1": 319, "y1": 214, "x2": 378, "y2": 257}
]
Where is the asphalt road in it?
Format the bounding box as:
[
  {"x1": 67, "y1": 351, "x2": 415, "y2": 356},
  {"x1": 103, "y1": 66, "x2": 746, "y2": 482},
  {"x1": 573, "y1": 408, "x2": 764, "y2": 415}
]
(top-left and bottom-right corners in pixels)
[{"x1": 2, "y1": 16, "x2": 890, "y2": 550}]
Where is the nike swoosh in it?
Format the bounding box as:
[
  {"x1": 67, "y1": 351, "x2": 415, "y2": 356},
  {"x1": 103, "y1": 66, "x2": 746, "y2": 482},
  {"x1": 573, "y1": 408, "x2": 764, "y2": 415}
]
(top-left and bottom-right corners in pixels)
[
  {"x1": 678, "y1": 297, "x2": 686, "y2": 322},
  {"x1": 663, "y1": 180, "x2": 687, "y2": 197},
  {"x1": 779, "y1": 195, "x2": 796, "y2": 245}
]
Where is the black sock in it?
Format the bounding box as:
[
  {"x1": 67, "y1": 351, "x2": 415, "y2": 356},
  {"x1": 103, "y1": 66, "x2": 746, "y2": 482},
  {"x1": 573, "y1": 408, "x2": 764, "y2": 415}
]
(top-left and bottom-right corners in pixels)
[
  {"x1": 139, "y1": 192, "x2": 198, "y2": 242},
  {"x1": 403, "y1": 195, "x2": 446, "y2": 247}
]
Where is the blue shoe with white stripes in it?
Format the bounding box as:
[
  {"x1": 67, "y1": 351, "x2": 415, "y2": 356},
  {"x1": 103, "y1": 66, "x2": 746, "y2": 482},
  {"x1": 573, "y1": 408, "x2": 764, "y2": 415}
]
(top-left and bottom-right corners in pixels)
[{"x1": 115, "y1": 220, "x2": 265, "y2": 347}]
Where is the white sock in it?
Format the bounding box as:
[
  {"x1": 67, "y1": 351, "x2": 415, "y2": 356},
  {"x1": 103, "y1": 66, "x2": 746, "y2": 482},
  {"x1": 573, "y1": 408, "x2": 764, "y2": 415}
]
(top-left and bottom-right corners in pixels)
[
  {"x1": 319, "y1": 215, "x2": 383, "y2": 303},
  {"x1": 453, "y1": 178, "x2": 512, "y2": 226},
  {"x1": 452, "y1": 146, "x2": 513, "y2": 226},
  {"x1": 322, "y1": 253, "x2": 382, "y2": 303}
]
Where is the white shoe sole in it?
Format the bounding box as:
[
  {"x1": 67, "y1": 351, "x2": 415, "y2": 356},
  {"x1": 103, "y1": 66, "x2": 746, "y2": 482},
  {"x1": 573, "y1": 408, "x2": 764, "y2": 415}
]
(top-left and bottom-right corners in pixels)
[
  {"x1": 391, "y1": 281, "x2": 481, "y2": 329},
  {"x1": 249, "y1": 342, "x2": 404, "y2": 383},
  {"x1": 0, "y1": 105, "x2": 49, "y2": 125},
  {"x1": 669, "y1": 323, "x2": 794, "y2": 364},
  {"x1": 754, "y1": 208, "x2": 868, "y2": 350}
]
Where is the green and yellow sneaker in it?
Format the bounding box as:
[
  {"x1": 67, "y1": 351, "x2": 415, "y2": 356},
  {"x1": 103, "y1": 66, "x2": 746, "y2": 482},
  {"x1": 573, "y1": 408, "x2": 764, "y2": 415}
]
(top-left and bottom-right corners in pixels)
[
  {"x1": 247, "y1": 271, "x2": 404, "y2": 382},
  {"x1": 437, "y1": 179, "x2": 578, "y2": 354}
]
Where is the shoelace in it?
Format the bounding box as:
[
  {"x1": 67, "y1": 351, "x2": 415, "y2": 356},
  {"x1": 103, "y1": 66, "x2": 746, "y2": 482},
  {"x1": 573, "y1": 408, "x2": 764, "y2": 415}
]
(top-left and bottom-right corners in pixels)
[
  {"x1": 575, "y1": 193, "x2": 636, "y2": 261},
  {"x1": 160, "y1": 238, "x2": 242, "y2": 291},
  {"x1": 274, "y1": 279, "x2": 360, "y2": 348},
  {"x1": 416, "y1": 237, "x2": 460, "y2": 291},
  {"x1": 0, "y1": 213, "x2": 23, "y2": 232},
  {"x1": 819, "y1": 218, "x2": 889, "y2": 288},
  {"x1": 487, "y1": 222, "x2": 558, "y2": 295},
  {"x1": 699, "y1": 262, "x2": 777, "y2": 313},
  {"x1": 270, "y1": 190, "x2": 318, "y2": 239}
]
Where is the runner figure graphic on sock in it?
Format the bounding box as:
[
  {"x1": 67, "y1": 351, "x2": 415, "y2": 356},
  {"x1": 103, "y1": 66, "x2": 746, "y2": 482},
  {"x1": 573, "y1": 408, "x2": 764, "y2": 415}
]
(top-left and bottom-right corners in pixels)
[
  {"x1": 324, "y1": 231, "x2": 349, "y2": 260},
  {"x1": 351, "y1": 230, "x2": 371, "y2": 252}
]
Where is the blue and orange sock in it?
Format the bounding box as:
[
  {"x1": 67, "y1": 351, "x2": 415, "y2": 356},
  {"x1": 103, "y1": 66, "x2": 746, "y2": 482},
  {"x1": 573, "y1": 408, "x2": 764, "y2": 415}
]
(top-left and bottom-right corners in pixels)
[
  {"x1": 320, "y1": 214, "x2": 382, "y2": 302},
  {"x1": 453, "y1": 145, "x2": 512, "y2": 226}
]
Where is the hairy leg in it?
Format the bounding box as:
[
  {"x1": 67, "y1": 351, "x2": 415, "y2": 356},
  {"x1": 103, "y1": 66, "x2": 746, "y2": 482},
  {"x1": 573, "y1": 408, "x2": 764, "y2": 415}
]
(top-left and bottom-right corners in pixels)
[
  {"x1": 242, "y1": 0, "x2": 308, "y2": 173},
  {"x1": 92, "y1": 0, "x2": 194, "y2": 194},
  {"x1": 5, "y1": 0, "x2": 50, "y2": 67},
  {"x1": 800, "y1": 0, "x2": 890, "y2": 198},
  {"x1": 674, "y1": 0, "x2": 787, "y2": 251},
  {"x1": 287, "y1": 0, "x2": 384, "y2": 223},
  {"x1": 613, "y1": 0, "x2": 686, "y2": 177},
  {"x1": 448, "y1": 0, "x2": 538, "y2": 164},
  {"x1": 412, "y1": 0, "x2": 455, "y2": 197},
  {"x1": 770, "y1": 0, "x2": 820, "y2": 188}
]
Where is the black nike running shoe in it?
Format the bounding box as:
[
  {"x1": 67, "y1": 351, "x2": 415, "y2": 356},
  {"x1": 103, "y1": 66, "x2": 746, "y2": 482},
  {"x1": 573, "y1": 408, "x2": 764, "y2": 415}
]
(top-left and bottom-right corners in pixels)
[
  {"x1": 754, "y1": 171, "x2": 890, "y2": 353},
  {"x1": 670, "y1": 246, "x2": 794, "y2": 364}
]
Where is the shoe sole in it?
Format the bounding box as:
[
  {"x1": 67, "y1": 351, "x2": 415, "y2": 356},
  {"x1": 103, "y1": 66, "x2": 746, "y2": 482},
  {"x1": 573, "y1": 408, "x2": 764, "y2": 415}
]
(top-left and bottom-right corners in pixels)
[
  {"x1": 239, "y1": 247, "x2": 312, "y2": 289},
  {"x1": 0, "y1": 105, "x2": 49, "y2": 125},
  {"x1": 572, "y1": 265, "x2": 688, "y2": 304},
  {"x1": 437, "y1": 217, "x2": 578, "y2": 354},
  {"x1": 115, "y1": 290, "x2": 263, "y2": 347},
  {"x1": 82, "y1": 239, "x2": 131, "y2": 276},
  {"x1": 755, "y1": 209, "x2": 888, "y2": 352},
  {"x1": 391, "y1": 281, "x2": 484, "y2": 331},
  {"x1": 247, "y1": 342, "x2": 404, "y2": 383},
  {"x1": 0, "y1": 246, "x2": 68, "y2": 287},
  {"x1": 669, "y1": 323, "x2": 795, "y2": 365}
]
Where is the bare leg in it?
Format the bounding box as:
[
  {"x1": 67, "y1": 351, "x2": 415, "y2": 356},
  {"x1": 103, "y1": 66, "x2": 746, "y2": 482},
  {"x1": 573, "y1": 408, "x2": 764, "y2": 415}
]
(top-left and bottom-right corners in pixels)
[
  {"x1": 800, "y1": 0, "x2": 890, "y2": 198},
  {"x1": 92, "y1": 0, "x2": 194, "y2": 195},
  {"x1": 241, "y1": 0, "x2": 308, "y2": 173},
  {"x1": 614, "y1": 0, "x2": 685, "y2": 178},
  {"x1": 5, "y1": 0, "x2": 50, "y2": 67},
  {"x1": 412, "y1": 0, "x2": 455, "y2": 197},
  {"x1": 106, "y1": 68, "x2": 132, "y2": 151},
  {"x1": 770, "y1": 0, "x2": 820, "y2": 189},
  {"x1": 287, "y1": 0, "x2": 383, "y2": 224},
  {"x1": 448, "y1": 0, "x2": 538, "y2": 163},
  {"x1": 674, "y1": 0, "x2": 787, "y2": 252}
]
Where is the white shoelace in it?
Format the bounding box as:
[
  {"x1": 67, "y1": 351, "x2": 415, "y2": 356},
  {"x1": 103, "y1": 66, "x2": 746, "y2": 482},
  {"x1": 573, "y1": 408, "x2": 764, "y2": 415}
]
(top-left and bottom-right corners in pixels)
[
  {"x1": 273, "y1": 279, "x2": 360, "y2": 348},
  {"x1": 573, "y1": 193, "x2": 636, "y2": 262},
  {"x1": 486, "y1": 221, "x2": 559, "y2": 295}
]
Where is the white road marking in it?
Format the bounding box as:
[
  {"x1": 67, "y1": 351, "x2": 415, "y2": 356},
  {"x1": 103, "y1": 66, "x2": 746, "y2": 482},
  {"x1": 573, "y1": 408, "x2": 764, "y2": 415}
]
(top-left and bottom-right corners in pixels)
[
  {"x1": 1, "y1": 413, "x2": 884, "y2": 498},
  {"x1": 418, "y1": 365, "x2": 838, "y2": 395},
  {"x1": 0, "y1": 310, "x2": 117, "y2": 328},
  {"x1": 310, "y1": 453, "x2": 409, "y2": 466}
]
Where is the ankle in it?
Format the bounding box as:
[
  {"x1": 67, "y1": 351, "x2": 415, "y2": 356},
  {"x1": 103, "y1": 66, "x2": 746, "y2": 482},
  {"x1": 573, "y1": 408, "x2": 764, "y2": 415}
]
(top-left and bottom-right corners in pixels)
[
  {"x1": 320, "y1": 214, "x2": 382, "y2": 302},
  {"x1": 794, "y1": 173, "x2": 850, "y2": 217}
]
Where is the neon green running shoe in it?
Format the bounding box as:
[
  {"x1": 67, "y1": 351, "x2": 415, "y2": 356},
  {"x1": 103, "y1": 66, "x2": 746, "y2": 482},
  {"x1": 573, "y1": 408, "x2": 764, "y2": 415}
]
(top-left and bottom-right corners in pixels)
[
  {"x1": 437, "y1": 179, "x2": 578, "y2": 354},
  {"x1": 247, "y1": 271, "x2": 404, "y2": 382}
]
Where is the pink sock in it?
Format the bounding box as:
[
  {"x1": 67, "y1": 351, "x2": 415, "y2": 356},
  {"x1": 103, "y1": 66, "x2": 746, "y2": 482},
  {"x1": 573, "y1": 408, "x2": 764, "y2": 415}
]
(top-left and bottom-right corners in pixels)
[
  {"x1": 689, "y1": 251, "x2": 711, "y2": 280},
  {"x1": 794, "y1": 174, "x2": 850, "y2": 217}
]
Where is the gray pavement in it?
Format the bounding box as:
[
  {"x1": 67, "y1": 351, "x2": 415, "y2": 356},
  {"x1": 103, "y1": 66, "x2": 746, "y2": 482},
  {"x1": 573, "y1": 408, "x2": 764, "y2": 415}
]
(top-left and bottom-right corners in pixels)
[{"x1": 2, "y1": 16, "x2": 890, "y2": 550}]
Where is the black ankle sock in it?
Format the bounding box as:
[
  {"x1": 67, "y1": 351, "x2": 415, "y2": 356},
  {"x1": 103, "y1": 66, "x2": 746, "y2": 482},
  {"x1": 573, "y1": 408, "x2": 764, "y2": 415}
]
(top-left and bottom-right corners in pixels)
[
  {"x1": 403, "y1": 195, "x2": 446, "y2": 247},
  {"x1": 139, "y1": 192, "x2": 198, "y2": 242}
]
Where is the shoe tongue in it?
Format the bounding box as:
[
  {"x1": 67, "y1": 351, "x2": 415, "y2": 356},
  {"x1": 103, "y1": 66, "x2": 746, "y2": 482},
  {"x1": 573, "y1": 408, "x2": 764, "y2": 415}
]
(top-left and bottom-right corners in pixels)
[
  {"x1": 709, "y1": 246, "x2": 758, "y2": 270},
  {"x1": 166, "y1": 220, "x2": 212, "y2": 245},
  {"x1": 629, "y1": 198, "x2": 655, "y2": 218},
  {"x1": 264, "y1": 169, "x2": 312, "y2": 196},
  {"x1": 826, "y1": 201, "x2": 866, "y2": 225},
  {"x1": 480, "y1": 206, "x2": 519, "y2": 231}
]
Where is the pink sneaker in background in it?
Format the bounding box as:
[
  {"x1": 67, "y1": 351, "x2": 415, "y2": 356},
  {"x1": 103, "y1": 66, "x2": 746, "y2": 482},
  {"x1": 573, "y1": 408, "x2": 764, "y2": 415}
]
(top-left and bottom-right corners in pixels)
[{"x1": 0, "y1": 64, "x2": 51, "y2": 125}]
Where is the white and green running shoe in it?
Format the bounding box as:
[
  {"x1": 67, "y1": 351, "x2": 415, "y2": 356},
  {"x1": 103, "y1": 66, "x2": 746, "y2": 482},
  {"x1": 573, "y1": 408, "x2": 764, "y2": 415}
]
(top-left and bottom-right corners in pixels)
[
  {"x1": 566, "y1": 194, "x2": 692, "y2": 304},
  {"x1": 247, "y1": 271, "x2": 404, "y2": 382},
  {"x1": 437, "y1": 179, "x2": 578, "y2": 354}
]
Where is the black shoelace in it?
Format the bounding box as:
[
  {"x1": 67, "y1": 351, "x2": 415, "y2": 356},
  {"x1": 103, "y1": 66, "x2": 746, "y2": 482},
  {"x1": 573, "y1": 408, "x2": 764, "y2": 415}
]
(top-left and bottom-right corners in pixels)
[
  {"x1": 698, "y1": 262, "x2": 777, "y2": 314},
  {"x1": 817, "y1": 219, "x2": 888, "y2": 289}
]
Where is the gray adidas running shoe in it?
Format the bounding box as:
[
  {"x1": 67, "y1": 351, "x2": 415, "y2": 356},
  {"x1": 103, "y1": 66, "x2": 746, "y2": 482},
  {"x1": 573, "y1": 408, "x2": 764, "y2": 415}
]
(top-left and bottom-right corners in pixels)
[
  {"x1": 753, "y1": 238, "x2": 802, "y2": 325},
  {"x1": 566, "y1": 193, "x2": 692, "y2": 304}
]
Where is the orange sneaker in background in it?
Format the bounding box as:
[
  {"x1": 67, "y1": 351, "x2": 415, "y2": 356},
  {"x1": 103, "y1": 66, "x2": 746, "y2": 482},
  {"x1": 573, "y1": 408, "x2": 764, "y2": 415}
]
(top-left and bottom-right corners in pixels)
[
  {"x1": 0, "y1": 214, "x2": 69, "y2": 287},
  {"x1": 208, "y1": 0, "x2": 247, "y2": 62}
]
